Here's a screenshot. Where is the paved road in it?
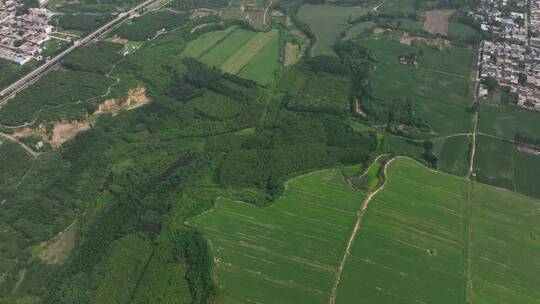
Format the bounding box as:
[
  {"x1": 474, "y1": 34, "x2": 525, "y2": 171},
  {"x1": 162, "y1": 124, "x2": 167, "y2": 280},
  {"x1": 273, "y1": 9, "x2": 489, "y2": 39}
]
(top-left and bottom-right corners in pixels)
[{"x1": 0, "y1": 0, "x2": 158, "y2": 103}]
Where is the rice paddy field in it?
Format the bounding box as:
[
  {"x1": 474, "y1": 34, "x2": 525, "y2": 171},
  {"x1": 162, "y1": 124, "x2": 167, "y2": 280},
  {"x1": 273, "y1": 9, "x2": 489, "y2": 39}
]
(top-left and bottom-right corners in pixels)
[
  {"x1": 297, "y1": 4, "x2": 371, "y2": 56},
  {"x1": 183, "y1": 27, "x2": 281, "y2": 85},
  {"x1": 361, "y1": 38, "x2": 474, "y2": 135},
  {"x1": 190, "y1": 169, "x2": 367, "y2": 304},
  {"x1": 192, "y1": 158, "x2": 540, "y2": 304}
]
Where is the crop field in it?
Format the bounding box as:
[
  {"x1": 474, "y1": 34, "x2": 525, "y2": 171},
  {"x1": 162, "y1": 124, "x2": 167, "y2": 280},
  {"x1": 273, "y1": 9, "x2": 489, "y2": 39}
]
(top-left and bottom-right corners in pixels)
[
  {"x1": 470, "y1": 182, "x2": 540, "y2": 303},
  {"x1": 181, "y1": 26, "x2": 238, "y2": 59},
  {"x1": 378, "y1": 0, "x2": 416, "y2": 14},
  {"x1": 479, "y1": 105, "x2": 540, "y2": 140},
  {"x1": 199, "y1": 29, "x2": 257, "y2": 67},
  {"x1": 237, "y1": 31, "x2": 280, "y2": 86},
  {"x1": 190, "y1": 28, "x2": 280, "y2": 85},
  {"x1": 335, "y1": 158, "x2": 468, "y2": 304},
  {"x1": 475, "y1": 135, "x2": 540, "y2": 198},
  {"x1": 432, "y1": 135, "x2": 470, "y2": 176},
  {"x1": 424, "y1": 9, "x2": 455, "y2": 35},
  {"x1": 382, "y1": 135, "x2": 425, "y2": 159},
  {"x1": 361, "y1": 38, "x2": 474, "y2": 135},
  {"x1": 297, "y1": 4, "x2": 371, "y2": 56},
  {"x1": 190, "y1": 169, "x2": 367, "y2": 304}
]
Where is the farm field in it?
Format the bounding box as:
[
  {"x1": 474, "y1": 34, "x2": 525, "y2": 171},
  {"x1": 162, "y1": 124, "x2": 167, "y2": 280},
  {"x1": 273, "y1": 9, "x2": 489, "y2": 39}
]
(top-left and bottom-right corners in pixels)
[
  {"x1": 432, "y1": 135, "x2": 470, "y2": 176},
  {"x1": 191, "y1": 28, "x2": 281, "y2": 85},
  {"x1": 297, "y1": 4, "x2": 371, "y2": 56},
  {"x1": 470, "y1": 181, "x2": 540, "y2": 303},
  {"x1": 475, "y1": 135, "x2": 540, "y2": 198},
  {"x1": 335, "y1": 158, "x2": 468, "y2": 304},
  {"x1": 190, "y1": 169, "x2": 367, "y2": 304},
  {"x1": 479, "y1": 105, "x2": 540, "y2": 140},
  {"x1": 361, "y1": 38, "x2": 474, "y2": 135}
]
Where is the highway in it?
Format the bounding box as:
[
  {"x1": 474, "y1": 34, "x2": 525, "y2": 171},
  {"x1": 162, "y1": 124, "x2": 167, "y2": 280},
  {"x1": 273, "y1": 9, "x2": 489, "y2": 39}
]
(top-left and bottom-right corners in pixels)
[{"x1": 0, "y1": 0, "x2": 159, "y2": 102}]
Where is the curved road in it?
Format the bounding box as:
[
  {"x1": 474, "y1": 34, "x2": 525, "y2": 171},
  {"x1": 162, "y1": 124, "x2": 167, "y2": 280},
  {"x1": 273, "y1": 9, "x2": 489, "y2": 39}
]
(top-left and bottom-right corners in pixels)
[{"x1": 0, "y1": 0, "x2": 159, "y2": 103}]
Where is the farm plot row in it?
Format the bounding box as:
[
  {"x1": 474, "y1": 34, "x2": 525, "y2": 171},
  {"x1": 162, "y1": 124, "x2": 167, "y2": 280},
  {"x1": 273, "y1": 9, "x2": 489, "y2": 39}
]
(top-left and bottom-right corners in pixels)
[
  {"x1": 182, "y1": 27, "x2": 280, "y2": 85},
  {"x1": 192, "y1": 158, "x2": 540, "y2": 304}
]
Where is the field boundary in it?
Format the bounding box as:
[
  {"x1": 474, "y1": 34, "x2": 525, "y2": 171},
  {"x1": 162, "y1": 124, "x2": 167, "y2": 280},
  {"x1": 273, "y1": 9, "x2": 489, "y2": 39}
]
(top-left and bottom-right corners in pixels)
[{"x1": 328, "y1": 156, "x2": 396, "y2": 304}]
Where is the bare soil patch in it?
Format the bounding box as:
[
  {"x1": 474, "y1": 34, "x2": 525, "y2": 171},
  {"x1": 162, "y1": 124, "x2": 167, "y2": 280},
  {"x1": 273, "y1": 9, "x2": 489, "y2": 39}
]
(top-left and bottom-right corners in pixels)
[
  {"x1": 284, "y1": 42, "x2": 302, "y2": 66},
  {"x1": 50, "y1": 120, "x2": 92, "y2": 148},
  {"x1": 94, "y1": 86, "x2": 149, "y2": 115},
  {"x1": 424, "y1": 9, "x2": 455, "y2": 35},
  {"x1": 39, "y1": 225, "x2": 77, "y2": 265}
]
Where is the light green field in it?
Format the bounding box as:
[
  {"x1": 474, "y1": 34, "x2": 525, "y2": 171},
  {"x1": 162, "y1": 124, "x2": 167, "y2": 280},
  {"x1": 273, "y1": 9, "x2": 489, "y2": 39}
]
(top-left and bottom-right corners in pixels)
[
  {"x1": 335, "y1": 158, "x2": 469, "y2": 304},
  {"x1": 192, "y1": 157, "x2": 540, "y2": 303},
  {"x1": 297, "y1": 4, "x2": 371, "y2": 56},
  {"x1": 182, "y1": 26, "x2": 238, "y2": 59},
  {"x1": 190, "y1": 169, "x2": 367, "y2": 304},
  {"x1": 344, "y1": 21, "x2": 376, "y2": 40},
  {"x1": 221, "y1": 30, "x2": 278, "y2": 74},
  {"x1": 237, "y1": 31, "x2": 280, "y2": 86},
  {"x1": 361, "y1": 38, "x2": 474, "y2": 135},
  {"x1": 470, "y1": 182, "x2": 540, "y2": 303},
  {"x1": 199, "y1": 29, "x2": 256, "y2": 67}
]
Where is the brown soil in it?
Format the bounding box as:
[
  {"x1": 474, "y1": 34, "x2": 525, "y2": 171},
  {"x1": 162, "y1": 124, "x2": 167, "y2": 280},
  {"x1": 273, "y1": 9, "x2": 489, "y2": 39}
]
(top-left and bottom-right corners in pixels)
[
  {"x1": 111, "y1": 36, "x2": 129, "y2": 45},
  {"x1": 50, "y1": 121, "x2": 92, "y2": 148},
  {"x1": 355, "y1": 98, "x2": 367, "y2": 117},
  {"x1": 424, "y1": 9, "x2": 455, "y2": 35},
  {"x1": 94, "y1": 86, "x2": 149, "y2": 115},
  {"x1": 284, "y1": 42, "x2": 301, "y2": 66},
  {"x1": 39, "y1": 225, "x2": 77, "y2": 265}
]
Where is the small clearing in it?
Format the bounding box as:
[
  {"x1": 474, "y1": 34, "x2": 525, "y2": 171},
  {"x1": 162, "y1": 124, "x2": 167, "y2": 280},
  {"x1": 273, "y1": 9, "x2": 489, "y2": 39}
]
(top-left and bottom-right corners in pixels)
[
  {"x1": 424, "y1": 9, "x2": 455, "y2": 35},
  {"x1": 39, "y1": 224, "x2": 77, "y2": 265},
  {"x1": 284, "y1": 42, "x2": 302, "y2": 66},
  {"x1": 50, "y1": 120, "x2": 92, "y2": 148},
  {"x1": 94, "y1": 86, "x2": 150, "y2": 115}
]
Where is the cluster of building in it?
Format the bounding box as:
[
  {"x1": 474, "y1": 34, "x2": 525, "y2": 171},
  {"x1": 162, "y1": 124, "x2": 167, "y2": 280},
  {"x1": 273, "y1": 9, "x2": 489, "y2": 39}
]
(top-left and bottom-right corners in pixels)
[
  {"x1": 473, "y1": 0, "x2": 540, "y2": 110},
  {"x1": 0, "y1": 0, "x2": 54, "y2": 65},
  {"x1": 531, "y1": 0, "x2": 540, "y2": 47}
]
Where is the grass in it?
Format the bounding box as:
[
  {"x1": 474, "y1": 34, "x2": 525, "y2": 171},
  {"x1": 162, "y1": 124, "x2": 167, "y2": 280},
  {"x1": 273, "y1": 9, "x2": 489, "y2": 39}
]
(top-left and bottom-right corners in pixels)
[
  {"x1": 432, "y1": 135, "x2": 470, "y2": 176},
  {"x1": 448, "y1": 22, "x2": 479, "y2": 40},
  {"x1": 361, "y1": 38, "x2": 474, "y2": 135},
  {"x1": 190, "y1": 169, "x2": 367, "y2": 304},
  {"x1": 297, "y1": 4, "x2": 371, "y2": 56},
  {"x1": 199, "y1": 29, "x2": 256, "y2": 67},
  {"x1": 378, "y1": 0, "x2": 417, "y2": 14},
  {"x1": 187, "y1": 89, "x2": 246, "y2": 120},
  {"x1": 382, "y1": 134, "x2": 424, "y2": 159},
  {"x1": 475, "y1": 134, "x2": 540, "y2": 199},
  {"x1": 221, "y1": 30, "x2": 277, "y2": 74},
  {"x1": 344, "y1": 21, "x2": 376, "y2": 40},
  {"x1": 237, "y1": 31, "x2": 280, "y2": 86}
]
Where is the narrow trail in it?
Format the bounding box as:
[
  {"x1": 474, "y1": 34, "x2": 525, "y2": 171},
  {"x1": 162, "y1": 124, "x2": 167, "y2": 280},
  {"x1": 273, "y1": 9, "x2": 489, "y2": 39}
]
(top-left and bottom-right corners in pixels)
[
  {"x1": 464, "y1": 45, "x2": 482, "y2": 304},
  {"x1": 328, "y1": 156, "x2": 396, "y2": 304},
  {"x1": 0, "y1": 132, "x2": 40, "y2": 157},
  {"x1": 417, "y1": 67, "x2": 469, "y2": 79}
]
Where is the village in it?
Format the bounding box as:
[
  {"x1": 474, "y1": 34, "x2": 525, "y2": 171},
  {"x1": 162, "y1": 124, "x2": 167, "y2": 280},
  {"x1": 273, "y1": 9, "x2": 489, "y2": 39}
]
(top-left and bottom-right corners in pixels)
[
  {"x1": 0, "y1": 0, "x2": 54, "y2": 65},
  {"x1": 473, "y1": 0, "x2": 540, "y2": 110}
]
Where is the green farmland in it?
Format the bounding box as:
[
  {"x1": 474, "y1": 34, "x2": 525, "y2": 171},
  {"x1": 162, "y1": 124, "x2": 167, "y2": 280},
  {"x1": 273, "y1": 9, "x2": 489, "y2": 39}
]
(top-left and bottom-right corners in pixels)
[
  {"x1": 193, "y1": 158, "x2": 540, "y2": 304},
  {"x1": 297, "y1": 4, "x2": 371, "y2": 56},
  {"x1": 335, "y1": 158, "x2": 469, "y2": 304},
  {"x1": 190, "y1": 169, "x2": 367, "y2": 304},
  {"x1": 432, "y1": 135, "x2": 471, "y2": 176},
  {"x1": 362, "y1": 38, "x2": 474, "y2": 135},
  {"x1": 184, "y1": 27, "x2": 281, "y2": 85},
  {"x1": 475, "y1": 135, "x2": 540, "y2": 198}
]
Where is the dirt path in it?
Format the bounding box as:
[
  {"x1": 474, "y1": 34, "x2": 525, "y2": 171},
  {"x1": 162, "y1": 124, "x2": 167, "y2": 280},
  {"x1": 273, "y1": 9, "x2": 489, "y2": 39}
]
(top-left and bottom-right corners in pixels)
[
  {"x1": 464, "y1": 45, "x2": 482, "y2": 304},
  {"x1": 263, "y1": 1, "x2": 272, "y2": 25},
  {"x1": 417, "y1": 67, "x2": 469, "y2": 79},
  {"x1": 328, "y1": 156, "x2": 396, "y2": 304},
  {"x1": 0, "y1": 132, "x2": 40, "y2": 157}
]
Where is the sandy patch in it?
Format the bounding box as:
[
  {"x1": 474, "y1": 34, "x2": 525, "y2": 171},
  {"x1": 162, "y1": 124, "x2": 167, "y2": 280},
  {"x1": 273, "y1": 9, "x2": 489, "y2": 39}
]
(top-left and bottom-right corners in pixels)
[
  {"x1": 94, "y1": 86, "x2": 150, "y2": 116},
  {"x1": 424, "y1": 9, "x2": 455, "y2": 35},
  {"x1": 111, "y1": 36, "x2": 129, "y2": 45},
  {"x1": 50, "y1": 120, "x2": 92, "y2": 148},
  {"x1": 39, "y1": 225, "x2": 77, "y2": 265}
]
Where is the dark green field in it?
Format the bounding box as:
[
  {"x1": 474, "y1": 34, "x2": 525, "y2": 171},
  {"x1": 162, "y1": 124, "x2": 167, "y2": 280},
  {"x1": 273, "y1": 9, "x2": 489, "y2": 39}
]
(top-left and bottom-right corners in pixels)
[{"x1": 361, "y1": 38, "x2": 474, "y2": 135}]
